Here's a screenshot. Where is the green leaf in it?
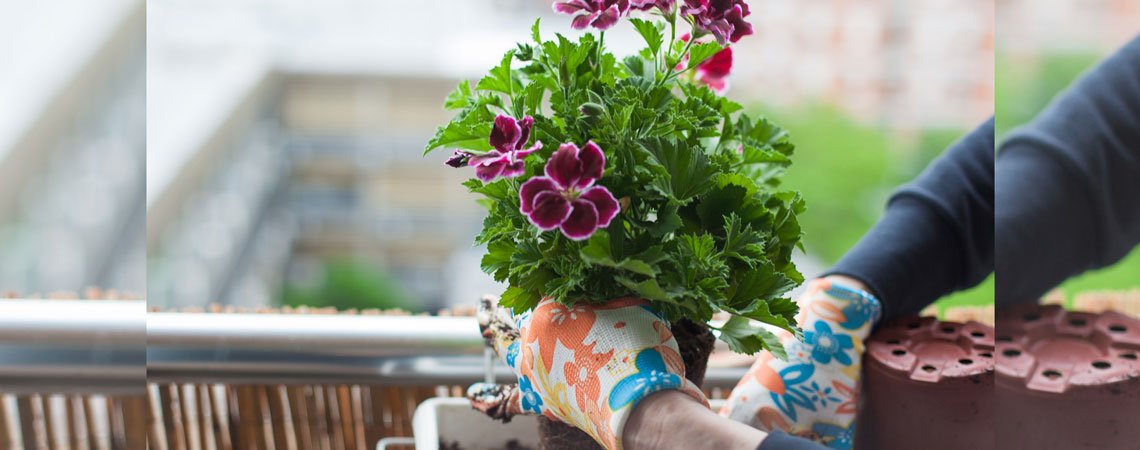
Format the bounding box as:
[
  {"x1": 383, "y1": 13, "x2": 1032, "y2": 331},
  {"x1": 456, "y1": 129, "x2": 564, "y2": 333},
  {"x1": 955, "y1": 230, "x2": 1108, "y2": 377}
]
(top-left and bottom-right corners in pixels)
[
  {"x1": 622, "y1": 55, "x2": 651, "y2": 79},
  {"x1": 580, "y1": 233, "x2": 659, "y2": 276},
  {"x1": 640, "y1": 138, "x2": 718, "y2": 201},
  {"x1": 477, "y1": 50, "x2": 517, "y2": 95},
  {"x1": 722, "y1": 213, "x2": 766, "y2": 266},
  {"x1": 531, "y1": 18, "x2": 542, "y2": 43},
  {"x1": 424, "y1": 105, "x2": 495, "y2": 154},
  {"x1": 480, "y1": 240, "x2": 514, "y2": 281},
  {"x1": 718, "y1": 316, "x2": 786, "y2": 358},
  {"x1": 647, "y1": 203, "x2": 683, "y2": 236},
  {"x1": 686, "y1": 42, "x2": 723, "y2": 70},
  {"x1": 500, "y1": 286, "x2": 541, "y2": 314},
  {"x1": 444, "y1": 80, "x2": 472, "y2": 110},
  {"x1": 617, "y1": 277, "x2": 673, "y2": 303},
  {"x1": 629, "y1": 18, "x2": 664, "y2": 57}
]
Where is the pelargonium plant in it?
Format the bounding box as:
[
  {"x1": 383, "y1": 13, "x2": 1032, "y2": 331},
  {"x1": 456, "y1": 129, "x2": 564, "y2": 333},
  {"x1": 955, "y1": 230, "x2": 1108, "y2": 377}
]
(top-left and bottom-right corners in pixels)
[{"x1": 425, "y1": 0, "x2": 804, "y2": 356}]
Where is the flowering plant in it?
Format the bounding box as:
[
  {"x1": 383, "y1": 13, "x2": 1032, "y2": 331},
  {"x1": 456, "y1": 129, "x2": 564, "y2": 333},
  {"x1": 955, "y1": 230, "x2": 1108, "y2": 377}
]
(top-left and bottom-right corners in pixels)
[{"x1": 425, "y1": 1, "x2": 804, "y2": 356}]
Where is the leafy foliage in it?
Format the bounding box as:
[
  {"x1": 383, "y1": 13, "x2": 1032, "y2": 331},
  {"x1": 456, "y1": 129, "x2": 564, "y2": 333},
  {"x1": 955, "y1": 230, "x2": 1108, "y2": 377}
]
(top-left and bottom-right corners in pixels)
[{"x1": 424, "y1": 19, "x2": 806, "y2": 356}]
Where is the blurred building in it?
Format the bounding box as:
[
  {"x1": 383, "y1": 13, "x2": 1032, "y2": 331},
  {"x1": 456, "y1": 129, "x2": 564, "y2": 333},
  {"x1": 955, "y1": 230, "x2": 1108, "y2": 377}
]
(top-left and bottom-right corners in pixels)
[
  {"x1": 738, "y1": 0, "x2": 994, "y2": 129},
  {"x1": 146, "y1": 0, "x2": 988, "y2": 309},
  {"x1": 0, "y1": 1, "x2": 145, "y2": 294},
  {"x1": 997, "y1": 0, "x2": 1139, "y2": 54}
]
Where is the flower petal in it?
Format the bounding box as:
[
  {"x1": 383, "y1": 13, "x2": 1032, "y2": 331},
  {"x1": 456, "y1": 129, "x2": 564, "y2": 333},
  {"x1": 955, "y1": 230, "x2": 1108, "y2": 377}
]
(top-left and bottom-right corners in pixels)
[
  {"x1": 697, "y1": 47, "x2": 732, "y2": 78},
  {"x1": 576, "y1": 141, "x2": 606, "y2": 188},
  {"x1": 579, "y1": 186, "x2": 619, "y2": 228},
  {"x1": 591, "y1": 5, "x2": 622, "y2": 30},
  {"x1": 519, "y1": 177, "x2": 560, "y2": 214},
  {"x1": 490, "y1": 115, "x2": 521, "y2": 153},
  {"x1": 570, "y1": 12, "x2": 598, "y2": 30},
  {"x1": 516, "y1": 116, "x2": 534, "y2": 150},
  {"x1": 552, "y1": 0, "x2": 589, "y2": 14},
  {"x1": 515, "y1": 140, "x2": 543, "y2": 160},
  {"x1": 530, "y1": 191, "x2": 573, "y2": 230},
  {"x1": 727, "y1": 5, "x2": 752, "y2": 42},
  {"x1": 560, "y1": 199, "x2": 600, "y2": 240},
  {"x1": 474, "y1": 159, "x2": 507, "y2": 182},
  {"x1": 545, "y1": 143, "x2": 582, "y2": 189},
  {"x1": 500, "y1": 159, "x2": 526, "y2": 178}
]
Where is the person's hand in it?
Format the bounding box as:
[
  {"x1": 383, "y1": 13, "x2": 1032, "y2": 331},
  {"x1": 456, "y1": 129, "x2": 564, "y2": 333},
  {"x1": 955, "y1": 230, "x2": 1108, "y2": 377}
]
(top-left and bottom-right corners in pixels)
[
  {"x1": 720, "y1": 277, "x2": 881, "y2": 449},
  {"x1": 467, "y1": 296, "x2": 708, "y2": 450}
]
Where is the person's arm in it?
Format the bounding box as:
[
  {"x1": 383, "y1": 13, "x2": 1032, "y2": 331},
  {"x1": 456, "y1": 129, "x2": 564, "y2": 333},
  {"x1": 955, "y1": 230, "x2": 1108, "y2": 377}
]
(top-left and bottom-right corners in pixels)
[
  {"x1": 623, "y1": 392, "x2": 830, "y2": 450},
  {"x1": 825, "y1": 118, "x2": 995, "y2": 320},
  {"x1": 996, "y1": 35, "x2": 1140, "y2": 305}
]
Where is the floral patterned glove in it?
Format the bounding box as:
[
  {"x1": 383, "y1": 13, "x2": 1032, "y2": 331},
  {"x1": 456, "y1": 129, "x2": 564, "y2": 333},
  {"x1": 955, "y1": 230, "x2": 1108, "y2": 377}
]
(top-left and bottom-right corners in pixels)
[
  {"x1": 467, "y1": 296, "x2": 709, "y2": 450},
  {"x1": 720, "y1": 278, "x2": 881, "y2": 450}
]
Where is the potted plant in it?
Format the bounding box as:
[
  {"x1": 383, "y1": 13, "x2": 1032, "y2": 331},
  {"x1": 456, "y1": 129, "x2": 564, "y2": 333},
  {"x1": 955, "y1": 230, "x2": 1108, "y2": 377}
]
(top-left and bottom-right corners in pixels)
[{"x1": 424, "y1": 1, "x2": 804, "y2": 448}]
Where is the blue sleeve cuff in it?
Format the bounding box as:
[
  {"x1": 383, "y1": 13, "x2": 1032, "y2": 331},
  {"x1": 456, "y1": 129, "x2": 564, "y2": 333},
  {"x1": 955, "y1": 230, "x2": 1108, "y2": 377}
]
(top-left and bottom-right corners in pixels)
[{"x1": 756, "y1": 431, "x2": 832, "y2": 450}]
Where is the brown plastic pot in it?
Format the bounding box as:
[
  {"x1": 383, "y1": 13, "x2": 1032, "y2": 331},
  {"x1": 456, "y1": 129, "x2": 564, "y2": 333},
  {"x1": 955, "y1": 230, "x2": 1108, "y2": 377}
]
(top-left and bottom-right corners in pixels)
[
  {"x1": 855, "y1": 316, "x2": 994, "y2": 450},
  {"x1": 995, "y1": 304, "x2": 1140, "y2": 449}
]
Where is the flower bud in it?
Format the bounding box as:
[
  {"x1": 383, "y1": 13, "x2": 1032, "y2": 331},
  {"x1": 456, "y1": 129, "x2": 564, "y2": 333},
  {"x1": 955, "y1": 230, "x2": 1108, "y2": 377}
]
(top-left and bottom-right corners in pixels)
[
  {"x1": 445, "y1": 150, "x2": 472, "y2": 168},
  {"x1": 579, "y1": 102, "x2": 605, "y2": 117}
]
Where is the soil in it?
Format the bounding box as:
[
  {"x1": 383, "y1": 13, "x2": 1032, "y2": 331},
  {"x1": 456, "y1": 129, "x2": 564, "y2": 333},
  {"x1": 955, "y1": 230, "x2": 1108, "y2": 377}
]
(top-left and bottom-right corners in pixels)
[{"x1": 538, "y1": 318, "x2": 716, "y2": 450}]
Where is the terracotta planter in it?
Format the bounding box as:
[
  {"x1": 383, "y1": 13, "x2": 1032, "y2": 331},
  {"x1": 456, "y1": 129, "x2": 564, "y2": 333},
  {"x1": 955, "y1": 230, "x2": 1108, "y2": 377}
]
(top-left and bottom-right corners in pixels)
[
  {"x1": 994, "y1": 304, "x2": 1140, "y2": 449},
  {"x1": 855, "y1": 316, "x2": 995, "y2": 450}
]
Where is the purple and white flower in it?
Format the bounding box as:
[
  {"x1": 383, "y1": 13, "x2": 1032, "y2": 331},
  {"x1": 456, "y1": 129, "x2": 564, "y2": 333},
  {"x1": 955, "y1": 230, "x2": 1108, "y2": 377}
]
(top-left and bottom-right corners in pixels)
[
  {"x1": 519, "y1": 141, "x2": 620, "y2": 240},
  {"x1": 553, "y1": 0, "x2": 630, "y2": 30},
  {"x1": 466, "y1": 115, "x2": 542, "y2": 182},
  {"x1": 682, "y1": 0, "x2": 753, "y2": 45}
]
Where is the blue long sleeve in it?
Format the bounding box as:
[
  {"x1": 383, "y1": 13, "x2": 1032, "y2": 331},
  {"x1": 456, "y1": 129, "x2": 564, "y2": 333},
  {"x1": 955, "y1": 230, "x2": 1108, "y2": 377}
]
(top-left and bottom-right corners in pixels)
[{"x1": 995, "y1": 35, "x2": 1140, "y2": 305}]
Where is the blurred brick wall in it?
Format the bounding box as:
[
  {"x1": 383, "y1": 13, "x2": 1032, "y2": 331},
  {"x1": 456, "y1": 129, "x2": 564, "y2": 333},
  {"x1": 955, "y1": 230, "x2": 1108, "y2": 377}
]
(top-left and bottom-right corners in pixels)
[
  {"x1": 998, "y1": 0, "x2": 1140, "y2": 55},
  {"x1": 732, "y1": 0, "x2": 994, "y2": 130}
]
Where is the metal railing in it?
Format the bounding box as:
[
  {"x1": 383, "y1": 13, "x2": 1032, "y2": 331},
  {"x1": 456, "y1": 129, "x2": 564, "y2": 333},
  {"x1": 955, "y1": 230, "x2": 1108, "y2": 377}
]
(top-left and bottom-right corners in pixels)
[
  {"x1": 0, "y1": 300, "x2": 748, "y2": 391},
  {"x1": 146, "y1": 312, "x2": 748, "y2": 388},
  {"x1": 0, "y1": 300, "x2": 145, "y2": 395}
]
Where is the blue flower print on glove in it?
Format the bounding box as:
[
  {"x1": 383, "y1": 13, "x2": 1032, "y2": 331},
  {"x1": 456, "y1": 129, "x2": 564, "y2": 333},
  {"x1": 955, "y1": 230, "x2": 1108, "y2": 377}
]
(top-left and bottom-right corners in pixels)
[
  {"x1": 518, "y1": 374, "x2": 545, "y2": 414},
  {"x1": 805, "y1": 321, "x2": 854, "y2": 366},
  {"x1": 608, "y1": 348, "x2": 683, "y2": 411}
]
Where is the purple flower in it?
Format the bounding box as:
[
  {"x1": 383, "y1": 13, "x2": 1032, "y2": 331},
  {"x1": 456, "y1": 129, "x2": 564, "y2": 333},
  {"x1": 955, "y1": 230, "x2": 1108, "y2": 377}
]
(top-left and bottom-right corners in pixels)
[
  {"x1": 630, "y1": 0, "x2": 675, "y2": 13},
  {"x1": 467, "y1": 115, "x2": 542, "y2": 182},
  {"x1": 682, "y1": 0, "x2": 753, "y2": 45},
  {"x1": 553, "y1": 0, "x2": 630, "y2": 30},
  {"x1": 445, "y1": 150, "x2": 472, "y2": 168},
  {"x1": 519, "y1": 142, "x2": 620, "y2": 240}
]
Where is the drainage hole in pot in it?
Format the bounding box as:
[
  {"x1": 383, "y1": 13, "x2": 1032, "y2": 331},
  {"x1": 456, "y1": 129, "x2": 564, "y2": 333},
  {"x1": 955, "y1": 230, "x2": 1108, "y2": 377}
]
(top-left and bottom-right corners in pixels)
[
  {"x1": 885, "y1": 339, "x2": 901, "y2": 345},
  {"x1": 959, "y1": 359, "x2": 973, "y2": 365},
  {"x1": 1068, "y1": 318, "x2": 1087, "y2": 327},
  {"x1": 1002, "y1": 349, "x2": 1021, "y2": 357},
  {"x1": 921, "y1": 365, "x2": 936, "y2": 372},
  {"x1": 970, "y1": 331, "x2": 985, "y2": 338},
  {"x1": 1109, "y1": 324, "x2": 1127, "y2": 333},
  {"x1": 1121, "y1": 353, "x2": 1138, "y2": 360},
  {"x1": 941, "y1": 326, "x2": 956, "y2": 334},
  {"x1": 979, "y1": 352, "x2": 993, "y2": 358},
  {"x1": 1023, "y1": 313, "x2": 1041, "y2": 322},
  {"x1": 891, "y1": 349, "x2": 906, "y2": 356},
  {"x1": 1042, "y1": 369, "x2": 1062, "y2": 379},
  {"x1": 1092, "y1": 361, "x2": 1111, "y2": 369},
  {"x1": 996, "y1": 335, "x2": 1013, "y2": 342}
]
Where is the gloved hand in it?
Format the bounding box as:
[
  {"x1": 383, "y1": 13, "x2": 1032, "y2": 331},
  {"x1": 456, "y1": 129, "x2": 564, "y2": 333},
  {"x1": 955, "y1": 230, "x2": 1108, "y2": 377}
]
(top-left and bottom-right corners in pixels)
[
  {"x1": 467, "y1": 296, "x2": 708, "y2": 450},
  {"x1": 720, "y1": 277, "x2": 881, "y2": 450}
]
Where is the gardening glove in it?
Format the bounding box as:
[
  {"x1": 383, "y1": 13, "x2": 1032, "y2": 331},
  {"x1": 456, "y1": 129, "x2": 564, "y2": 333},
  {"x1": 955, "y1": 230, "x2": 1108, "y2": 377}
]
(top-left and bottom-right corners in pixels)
[
  {"x1": 467, "y1": 296, "x2": 709, "y2": 450},
  {"x1": 720, "y1": 278, "x2": 881, "y2": 450}
]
